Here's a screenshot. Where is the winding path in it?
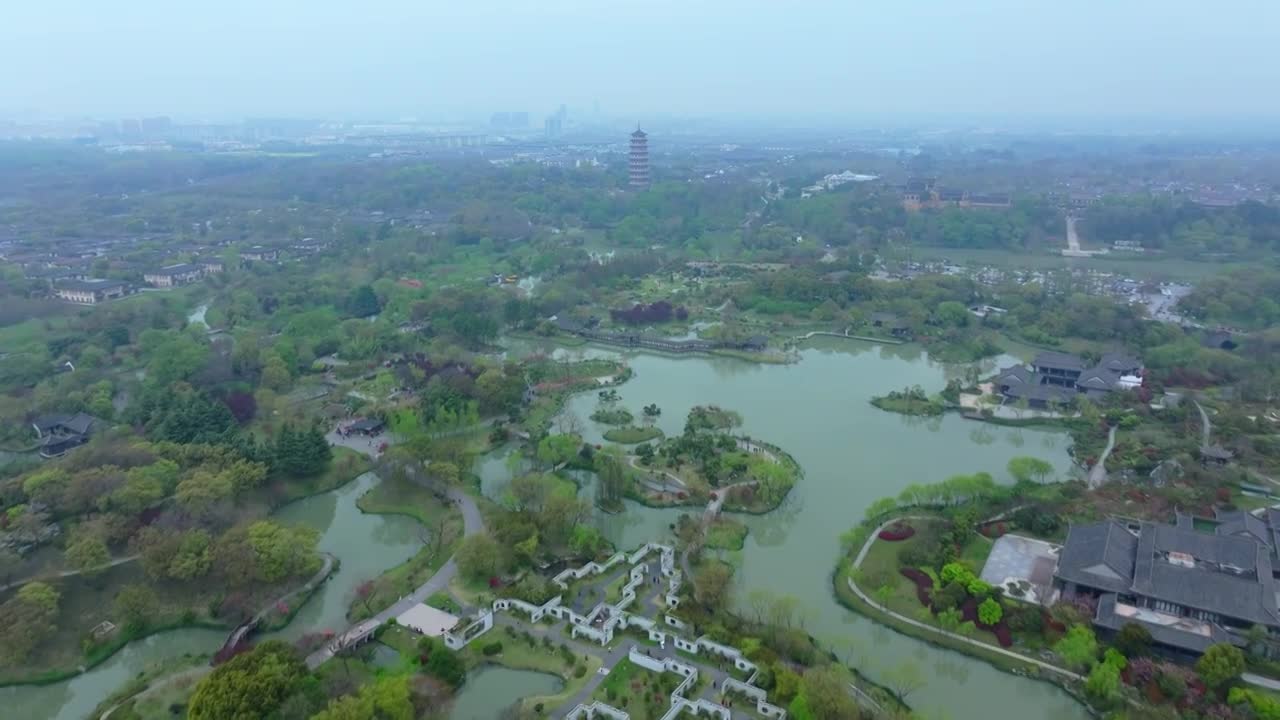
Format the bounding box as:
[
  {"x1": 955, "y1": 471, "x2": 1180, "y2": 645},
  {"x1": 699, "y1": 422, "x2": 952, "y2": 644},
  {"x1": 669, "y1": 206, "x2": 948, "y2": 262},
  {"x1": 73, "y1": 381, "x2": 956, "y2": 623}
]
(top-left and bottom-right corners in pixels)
[
  {"x1": 0, "y1": 554, "x2": 139, "y2": 593},
  {"x1": 100, "y1": 552, "x2": 338, "y2": 720},
  {"x1": 627, "y1": 456, "x2": 686, "y2": 492},
  {"x1": 847, "y1": 517, "x2": 1083, "y2": 682},
  {"x1": 218, "y1": 551, "x2": 338, "y2": 657},
  {"x1": 305, "y1": 485, "x2": 484, "y2": 669},
  {"x1": 1194, "y1": 400, "x2": 1212, "y2": 446},
  {"x1": 1086, "y1": 425, "x2": 1117, "y2": 489}
]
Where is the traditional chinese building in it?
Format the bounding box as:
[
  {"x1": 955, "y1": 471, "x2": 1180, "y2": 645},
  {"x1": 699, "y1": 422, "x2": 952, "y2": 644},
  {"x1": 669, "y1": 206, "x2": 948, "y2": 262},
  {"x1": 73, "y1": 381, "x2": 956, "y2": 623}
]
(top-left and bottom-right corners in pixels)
[{"x1": 629, "y1": 127, "x2": 650, "y2": 189}]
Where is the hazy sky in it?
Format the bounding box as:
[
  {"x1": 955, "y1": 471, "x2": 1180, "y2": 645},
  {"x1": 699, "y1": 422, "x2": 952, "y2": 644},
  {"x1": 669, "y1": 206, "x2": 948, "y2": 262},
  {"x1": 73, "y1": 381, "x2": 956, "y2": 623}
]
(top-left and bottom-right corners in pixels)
[{"x1": 4, "y1": 0, "x2": 1279, "y2": 121}]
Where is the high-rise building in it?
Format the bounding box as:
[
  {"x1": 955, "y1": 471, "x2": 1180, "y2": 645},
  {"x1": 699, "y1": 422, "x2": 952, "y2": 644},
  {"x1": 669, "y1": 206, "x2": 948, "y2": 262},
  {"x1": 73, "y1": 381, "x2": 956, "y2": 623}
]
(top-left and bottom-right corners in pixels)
[{"x1": 629, "y1": 127, "x2": 650, "y2": 189}]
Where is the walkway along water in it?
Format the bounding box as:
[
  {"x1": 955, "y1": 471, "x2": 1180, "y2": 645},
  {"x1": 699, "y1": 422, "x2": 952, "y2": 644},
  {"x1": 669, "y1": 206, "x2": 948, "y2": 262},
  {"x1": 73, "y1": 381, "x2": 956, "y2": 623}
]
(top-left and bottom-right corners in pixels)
[
  {"x1": 500, "y1": 335, "x2": 1091, "y2": 720},
  {"x1": 1087, "y1": 425, "x2": 1118, "y2": 489},
  {"x1": 305, "y1": 484, "x2": 485, "y2": 668},
  {"x1": 0, "y1": 472, "x2": 424, "y2": 720},
  {"x1": 849, "y1": 518, "x2": 1084, "y2": 682}
]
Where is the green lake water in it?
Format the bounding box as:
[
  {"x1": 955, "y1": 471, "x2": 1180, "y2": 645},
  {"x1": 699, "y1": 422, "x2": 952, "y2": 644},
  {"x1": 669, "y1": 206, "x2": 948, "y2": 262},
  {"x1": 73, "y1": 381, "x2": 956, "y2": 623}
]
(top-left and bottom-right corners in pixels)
[
  {"x1": 3, "y1": 336, "x2": 1090, "y2": 720},
  {"x1": 449, "y1": 666, "x2": 563, "y2": 720},
  {"x1": 488, "y1": 335, "x2": 1090, "y2": 720}
]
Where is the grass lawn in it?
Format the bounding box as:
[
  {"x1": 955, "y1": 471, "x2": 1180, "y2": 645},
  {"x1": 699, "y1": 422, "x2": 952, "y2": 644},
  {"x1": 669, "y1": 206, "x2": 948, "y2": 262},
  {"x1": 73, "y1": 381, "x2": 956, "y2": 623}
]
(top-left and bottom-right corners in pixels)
[
  {"x1": 378, "y1": 624, "x2": 422, "y2": 657},
  {"x1": 349, "y1": 477, "x2": 464, "y2": 621},
  {"x1": 704, "y1": 518, "x2": 748, "y2": 551},
  {"x1": 427, "y1": 590, "x2": 461, "y2": 614},
  {"x1": 593, "y1": 657, "x2": 681, "y2": 720},
  {"x1": 603, "y1": 572, "x2": 631, "y2": 605},
  {"x1": 842, "y1": 527, "x2": 1074, "y2": 677},
  {"x1": 906, "y1": 245, "x2": 1250, "y2": 281},
  {"x1": 604, "y1": 426, "x2": 664, "y2": 444},
  {"x1": 959, "y1": 535, "x2": 995, "y2": 573},
  {"x1": 252, "y1": 447, "x2": 371, "y2": 508}
]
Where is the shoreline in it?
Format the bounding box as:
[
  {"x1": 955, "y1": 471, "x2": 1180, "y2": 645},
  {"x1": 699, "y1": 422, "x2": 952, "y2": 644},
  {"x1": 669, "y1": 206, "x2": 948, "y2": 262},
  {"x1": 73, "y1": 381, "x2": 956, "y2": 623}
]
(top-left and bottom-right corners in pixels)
[
  {"x1": 831, "y1": 518, "x2": 1098, "y2": 717},
  {"x1": 0, "y1": 468, "x2": 369, "y2": 689}
]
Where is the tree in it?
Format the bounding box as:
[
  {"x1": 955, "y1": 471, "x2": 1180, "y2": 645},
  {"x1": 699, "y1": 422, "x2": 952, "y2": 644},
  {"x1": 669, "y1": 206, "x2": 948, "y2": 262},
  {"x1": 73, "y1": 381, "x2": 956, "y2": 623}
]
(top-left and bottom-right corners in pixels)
[
  {"x1": 1197, "y1": 642, "x2": 1246, "y2": 693},
  {"x1": 66, "y1": 534, "x2": 111, "y2": 578},
  {"x1": 883, "y1": 659, "x2": 926, "y2": 701},
  {"x1": 1007, "y1": 456, "x2": 1054, "y2": 484},
  {"x1": 1053, "y1": 625, "x2": 1099, "y2": 671},
  {"x1": 418, "y1": 637, "x2": 466, "y2": 688},
  {"x1": 1115, "y1": 622, "x2": 1153, "y2": 658},
  {"x1": 175, "y1": 470, "x2": 235, "y2": 517},
  {"x1": 456, "y1": 533, "x2": 504, "y2": 581},
  {"x1": 0, "y1": 581, "x2": 60, "y2": 665},
  {"x1": 188, "y1": 641, "x2": 309, "y2": 720},
  {"x1": 312, "y1": 675, "x2": 414, "y2": 720},
  {"x1": 693, "y1": 562, "x2": 733, "y2": 607},
  {"x1": 978, "y1": 597, "x2": 1003, "y2": 626},
  {"x1": 798, "y1": 665, "x2": 860, "y2": 720},
  {"x1": 1085, "y1": 659, "x2": 1122, "y2": 704},
  {"x1": 595, "y1": 450, "x2": 627, "y2": 510},
  {"x1": 247, "y1": 521, "x2": 321, "y2": 583},
  {"x1": 535, "y1": 434, "x2": 578, "y2": 469},
  {"x1": 114, "y1": 584, "x2": 159, "y2": 633},
  {"x1": 934, "y1": 301, "x2": 971, "y2": 328},
  {"x1": 346, "y1": 285, "x2": 381, "y2": 318}
]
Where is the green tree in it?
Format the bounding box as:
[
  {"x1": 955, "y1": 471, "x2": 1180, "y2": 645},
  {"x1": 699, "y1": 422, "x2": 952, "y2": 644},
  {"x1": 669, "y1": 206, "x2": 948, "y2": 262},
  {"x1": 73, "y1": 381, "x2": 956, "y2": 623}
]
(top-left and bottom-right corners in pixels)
[
  {"x1": 693, "y1": 562, "x2": 734, "y2": 608},
  {"x1": 456, "y1": 533, "x2": 504, "y2": 581},
  {"x1": 1115, "y1": 622, "x2": 1153, "y2": 658},
  {"x1": 312, "y1": 675, "x2": 414, "y2": 720},
  {"x1": 978, "y1": 597, "x2": 1003, "y2": 626},
  {"x1": 418, "y1": 637, "x2": 466, "y2": 688},
  {"x1": 1197, "y1": 642, "x2": 1246, "y2": 693},
  {"x1": 0, "y1": 582, "x2": 60, "y2": 665},
  {"x1": 799, "y1": 665, "x2": 860, "y2": 719},
  {"x1": 1085, "y1": 659, "x2": 1122, "y2": 704},
  {"x1": 934, "y1": 300, "x2": 971, "y2": 328},
  {"x1": 65, "y1": 535, "x2": 111, "y2": 578},
  {"x1": 188, "y1": 641, "x2": 309, "y2": 720},
  {"x1": 535, "y1": 434, "x2": 579, "y2": 469},
  {"x1": 247, "y1": 521, "x2": 321, "y2": 583},
  {"x1": 346, "y1": 285, "x2": 382, "y2": 318},
  {"x1": 1053, "y1": 625, "x2": 1099, "y2": 671},
  {"x1": 168, "y1": 529, "x2": 214, "y2": 581},
  {"x1": 1007, "y1": 456, "x2": 1054, "y2": 484},
  {"x1": 114, "y1": 584, "x2": 159, "y2": 633}
]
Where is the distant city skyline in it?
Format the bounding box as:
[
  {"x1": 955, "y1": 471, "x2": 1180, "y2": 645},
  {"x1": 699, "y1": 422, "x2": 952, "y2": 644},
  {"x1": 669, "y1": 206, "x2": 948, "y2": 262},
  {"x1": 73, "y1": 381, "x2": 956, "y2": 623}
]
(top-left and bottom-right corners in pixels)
[{"x1": 3, "y1": 1, "x2": 1280, "y2": 123}]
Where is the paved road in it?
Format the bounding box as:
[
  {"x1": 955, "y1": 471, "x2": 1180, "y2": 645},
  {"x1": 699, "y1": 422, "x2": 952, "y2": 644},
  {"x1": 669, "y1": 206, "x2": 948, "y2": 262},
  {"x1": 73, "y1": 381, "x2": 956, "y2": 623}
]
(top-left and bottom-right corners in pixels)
[
  {"x1": 1087, "y1": 425, "x2": 1118, "y2": 489},
  {"x1": 1244, "y1": 672, "x2": 1280, "y2": 691},
  {"x1": 306, "y1": 485, "x2": 484, "y2": 668},
  {"x1": 1065, "y1": 215, "x2": 1082, "y2": 252},
  {"x1": 849, "y1": 517, "x2": 1083, "y2": 682},
  {"x1": 0, "y1": 554, "x2": 139, "y2": 592}
]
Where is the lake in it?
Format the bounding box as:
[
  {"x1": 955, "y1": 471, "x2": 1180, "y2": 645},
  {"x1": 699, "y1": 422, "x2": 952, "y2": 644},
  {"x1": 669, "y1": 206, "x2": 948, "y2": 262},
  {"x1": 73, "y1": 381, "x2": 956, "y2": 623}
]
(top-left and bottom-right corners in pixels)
[{"x1": 486, "y1": 335, "x2": 1090, "y2": 720}]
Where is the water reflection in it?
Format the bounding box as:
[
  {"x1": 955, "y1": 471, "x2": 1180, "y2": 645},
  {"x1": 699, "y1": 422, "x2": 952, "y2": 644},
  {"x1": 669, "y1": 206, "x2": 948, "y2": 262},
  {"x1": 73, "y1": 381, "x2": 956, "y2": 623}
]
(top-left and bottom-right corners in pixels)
[{"x1": 486, "y1": 337, "x2": 1088, "y2": 720}]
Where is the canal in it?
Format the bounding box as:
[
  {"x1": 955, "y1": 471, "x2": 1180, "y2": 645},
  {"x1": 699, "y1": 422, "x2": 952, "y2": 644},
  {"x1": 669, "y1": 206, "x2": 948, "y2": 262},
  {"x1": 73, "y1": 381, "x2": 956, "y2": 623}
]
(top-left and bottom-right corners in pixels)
[{"x1": 0, "y1": 473, "x2": 422, "y2": 720}]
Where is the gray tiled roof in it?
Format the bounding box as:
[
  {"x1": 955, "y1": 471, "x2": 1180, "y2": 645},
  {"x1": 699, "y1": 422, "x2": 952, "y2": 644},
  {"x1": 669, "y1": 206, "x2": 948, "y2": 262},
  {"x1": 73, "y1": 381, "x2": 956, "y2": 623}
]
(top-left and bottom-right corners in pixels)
[
  {"x1": 1098, "y1": 352, "x2": 1142, "y2": 374},
  {"x1": 1131, "y1": 522, "x2": 1279, "y2": 626},
  {"x1": 1032, "y1": 351, "x2": 1086, "y2": 372},
  {"x1": 1215, "y1": 510, "x2": 1272, "y2": 549},
  {"x1": 1055, "y1": 520, "x2": 1138, "y2": 593},
  {"x1": 1077, "y1": 368, "x2": 1120, "y2": 391},
  {"x1": 1094, "y1": 594, "x2": 1235, "y2": 654}
]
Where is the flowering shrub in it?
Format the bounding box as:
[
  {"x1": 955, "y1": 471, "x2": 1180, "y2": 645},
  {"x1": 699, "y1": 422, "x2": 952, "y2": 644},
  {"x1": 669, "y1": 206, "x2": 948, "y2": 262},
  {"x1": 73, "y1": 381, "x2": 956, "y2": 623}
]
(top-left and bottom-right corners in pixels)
[{"x1": 878, "y1": 523, "x2": 916, "y2": 541}]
